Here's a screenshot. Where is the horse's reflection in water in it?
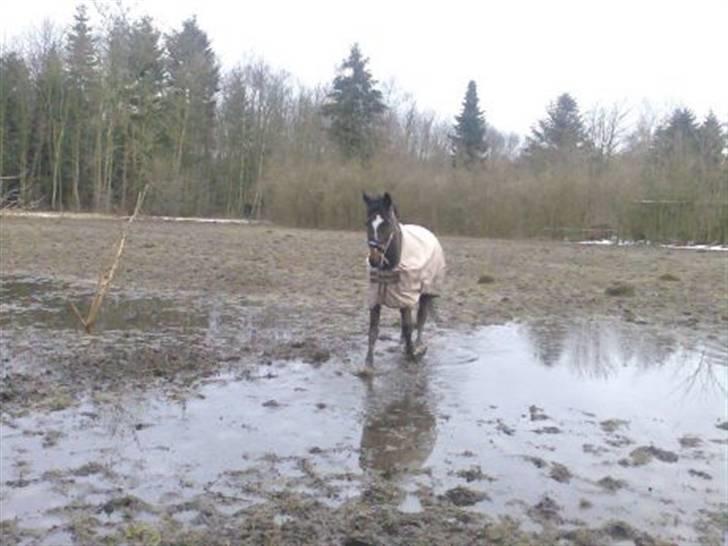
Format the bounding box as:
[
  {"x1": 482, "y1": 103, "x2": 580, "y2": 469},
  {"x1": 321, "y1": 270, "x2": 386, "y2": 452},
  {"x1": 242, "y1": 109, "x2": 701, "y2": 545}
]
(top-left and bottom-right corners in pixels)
[{"x1": 359, "y1": 365, "x2": 437, "y2": 497}]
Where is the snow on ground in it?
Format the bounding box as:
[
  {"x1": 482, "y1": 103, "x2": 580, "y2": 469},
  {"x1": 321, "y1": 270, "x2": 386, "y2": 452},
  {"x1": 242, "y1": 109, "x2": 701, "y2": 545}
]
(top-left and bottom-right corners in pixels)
[{"x1": 577, "y1": 238, "x2": 728, "y2": 252}]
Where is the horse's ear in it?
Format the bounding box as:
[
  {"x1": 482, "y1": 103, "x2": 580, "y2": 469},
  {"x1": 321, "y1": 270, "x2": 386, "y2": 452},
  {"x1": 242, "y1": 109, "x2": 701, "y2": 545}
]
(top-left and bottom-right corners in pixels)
[
  {"x1": 362, "y1": 191, "x2": 371, "y2": 206},
  {"x1": 382, "y1": 192, "x2": 392, "y2": 209}
]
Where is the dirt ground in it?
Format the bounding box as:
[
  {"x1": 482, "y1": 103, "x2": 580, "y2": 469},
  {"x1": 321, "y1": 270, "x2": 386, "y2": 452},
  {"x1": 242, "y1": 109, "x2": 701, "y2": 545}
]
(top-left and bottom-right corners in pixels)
[
  {"x1": 2, "y1": 215, "x2": 725, "y2": 336},
  {"x1": 0, "y1": 214, "x2": 726, "y2": 546}
]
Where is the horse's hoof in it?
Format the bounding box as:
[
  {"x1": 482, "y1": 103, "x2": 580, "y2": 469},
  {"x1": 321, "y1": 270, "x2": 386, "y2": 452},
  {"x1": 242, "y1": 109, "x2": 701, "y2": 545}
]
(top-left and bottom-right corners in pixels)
[{"x1": 414, "y1": 344, "x2": 428, "y2": 359}]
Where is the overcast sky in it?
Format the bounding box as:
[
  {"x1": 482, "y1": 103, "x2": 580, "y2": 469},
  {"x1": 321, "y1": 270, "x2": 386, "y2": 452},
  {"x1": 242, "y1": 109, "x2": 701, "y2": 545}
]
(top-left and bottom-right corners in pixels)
[{"x1": 2, "y1": 0, "x2": 727, "y2": 136}]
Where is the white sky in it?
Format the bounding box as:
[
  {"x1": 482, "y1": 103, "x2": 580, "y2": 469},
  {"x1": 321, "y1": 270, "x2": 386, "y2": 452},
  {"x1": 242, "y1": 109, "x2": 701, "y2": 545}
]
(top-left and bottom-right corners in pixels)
[{"x1": 2, "y1": 0, "x2": 727, "y2": 136}]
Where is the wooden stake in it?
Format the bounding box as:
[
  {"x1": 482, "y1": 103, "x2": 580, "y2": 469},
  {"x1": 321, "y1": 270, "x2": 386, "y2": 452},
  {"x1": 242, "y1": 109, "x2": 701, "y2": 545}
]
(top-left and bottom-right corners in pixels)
[{"x1": 70, "y1": 186, "x2": 148, "y2": 333}]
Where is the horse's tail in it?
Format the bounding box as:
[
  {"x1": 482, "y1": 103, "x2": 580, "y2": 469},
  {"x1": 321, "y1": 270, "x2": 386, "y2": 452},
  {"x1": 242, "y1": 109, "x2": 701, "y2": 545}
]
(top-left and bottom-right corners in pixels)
[{"x1": 426, "y1": 294, "x2": 441, "y2": 323}]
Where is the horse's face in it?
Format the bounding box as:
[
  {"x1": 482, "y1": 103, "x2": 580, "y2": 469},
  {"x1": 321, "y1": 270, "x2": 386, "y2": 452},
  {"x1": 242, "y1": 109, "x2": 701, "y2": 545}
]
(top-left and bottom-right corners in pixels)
[{"x1": 363, "y1": 192, "x2": 396, "y2": 268}]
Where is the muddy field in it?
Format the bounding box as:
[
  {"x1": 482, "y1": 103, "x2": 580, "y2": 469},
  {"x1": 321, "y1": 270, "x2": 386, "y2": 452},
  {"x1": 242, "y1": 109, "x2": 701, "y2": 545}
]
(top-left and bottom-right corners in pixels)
[{"x1": 1, "y1": 214, "x2": 726, "y2": 546}]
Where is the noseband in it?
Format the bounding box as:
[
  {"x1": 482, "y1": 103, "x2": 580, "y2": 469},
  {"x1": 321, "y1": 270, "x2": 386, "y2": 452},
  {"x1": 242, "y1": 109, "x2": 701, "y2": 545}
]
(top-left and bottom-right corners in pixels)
[{"x1": 368, "y1": 213, "x2": 399, "y2": 268}]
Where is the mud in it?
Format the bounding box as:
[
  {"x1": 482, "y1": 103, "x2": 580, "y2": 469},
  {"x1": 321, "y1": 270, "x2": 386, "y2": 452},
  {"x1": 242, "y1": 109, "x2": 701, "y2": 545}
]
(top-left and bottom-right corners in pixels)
[{"x1": 1, "y1": 216, "x2": 727, "y2": 545}]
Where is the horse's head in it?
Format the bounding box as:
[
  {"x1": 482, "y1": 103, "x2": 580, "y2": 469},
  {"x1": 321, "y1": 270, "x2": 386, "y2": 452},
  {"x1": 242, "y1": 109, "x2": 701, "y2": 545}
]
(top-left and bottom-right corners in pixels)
[{"x1": 363, "y1": 191, "x2": 400, "y2": 269}]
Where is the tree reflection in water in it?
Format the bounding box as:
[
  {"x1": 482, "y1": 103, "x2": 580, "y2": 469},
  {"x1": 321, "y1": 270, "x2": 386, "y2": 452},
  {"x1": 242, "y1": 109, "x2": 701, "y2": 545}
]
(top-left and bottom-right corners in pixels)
[{"x1": 526, "y1": 318, "x2": 726, "y2": 395}]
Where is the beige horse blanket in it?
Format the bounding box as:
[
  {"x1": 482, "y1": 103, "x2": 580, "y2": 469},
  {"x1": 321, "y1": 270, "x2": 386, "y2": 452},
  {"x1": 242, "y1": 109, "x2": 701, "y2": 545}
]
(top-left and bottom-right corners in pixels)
[{"x1": 368, "y1": 224, "x2": 446, "y2": 309}]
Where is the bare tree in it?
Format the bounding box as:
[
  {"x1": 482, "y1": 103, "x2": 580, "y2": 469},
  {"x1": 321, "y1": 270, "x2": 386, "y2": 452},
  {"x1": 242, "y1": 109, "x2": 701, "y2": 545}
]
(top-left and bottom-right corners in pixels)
[{"x1": 586, "y1": 101, "x2": 630, "y2": 162}]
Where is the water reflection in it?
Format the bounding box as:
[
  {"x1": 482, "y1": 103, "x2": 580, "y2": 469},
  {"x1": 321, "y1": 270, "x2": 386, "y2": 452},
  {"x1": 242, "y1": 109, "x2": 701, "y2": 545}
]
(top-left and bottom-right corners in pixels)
[
  {"x1": 359, "y1": 366, "x2": 437, "y2": 479},
  {"x1": 675, "y1": 341, "x2": 728, "y2": 398},
  {"x1": 526, "y1": 318, "x2": 726, "y2": 397},
  {"x1": 526, "y1": 320, "x2": 567, "y2": 368}
]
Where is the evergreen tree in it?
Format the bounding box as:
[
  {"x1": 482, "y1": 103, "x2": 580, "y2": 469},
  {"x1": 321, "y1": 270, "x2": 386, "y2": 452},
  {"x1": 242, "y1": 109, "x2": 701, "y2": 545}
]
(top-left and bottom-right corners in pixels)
[
  {"x1": 450, "y1": 80, "x2": 487, "y2": 167},
  {"x1": 165, "y1": 16, "x2": 220, "y2": 213},
  {"x1": 652, "y1": 107, "x2": 699, "y2": 158},
  {"x1": 321, "y1": 44, "x2": 386, "y2": 161},
  {"x1": 65, "y1": 4, "x2": 98, "y2": 209},
  {"x1": 0, "y1": 51, "x2": 31, "y2": 202},
  {"x1": 66, "y1": 5, "x2": 97, "y2": 94},
  {"x1": 526, "y1": 93, "x2": 588, "y2": 157},
  {"x1": 697, "y1": 111, "x2": 725, "y2": 167},
  {"x1": 127, "y1": 16, "x2": 166, "y2": 199}
]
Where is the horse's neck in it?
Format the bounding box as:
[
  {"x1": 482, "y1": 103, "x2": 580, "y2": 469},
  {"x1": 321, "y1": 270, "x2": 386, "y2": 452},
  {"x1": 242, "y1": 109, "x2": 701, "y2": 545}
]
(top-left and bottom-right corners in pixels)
[{"x1": 384, "y1": 219, "x2": 403, "y2": 270}]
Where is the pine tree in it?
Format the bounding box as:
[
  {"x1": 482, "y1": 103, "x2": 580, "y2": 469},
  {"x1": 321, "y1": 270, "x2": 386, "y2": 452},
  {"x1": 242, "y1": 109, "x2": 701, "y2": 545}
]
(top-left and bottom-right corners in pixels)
[
  {"x1": 66, "y1": 5, "x2": 96, "y2": 95},
  {"x1": 321, "y1": 44, "x2": 386, "y2": 161},
  {"x1": 127, "y1": 17, "x2": 166, "y2": 200},
  {"x1": 65, "y1": 4, "x2": 98, "y2": 209},
  {"x1": 652, "y1": 107, "x2": 699, "y2": 159},
  {"x1": 0, "y1": 51, "x2": 31, "y2": 203},
  {"x1": 697, "y1": 111, "x2": 725, "y2": 167},
  {"x1": 165, "y1": 17, "x2": 220, "y2": 213},
  {"x1": 450, "y1": 80, "x2": 487, "y2": 167},
  {"x1": 526, "y1": 93, "x2": 588, "y2": 157}
]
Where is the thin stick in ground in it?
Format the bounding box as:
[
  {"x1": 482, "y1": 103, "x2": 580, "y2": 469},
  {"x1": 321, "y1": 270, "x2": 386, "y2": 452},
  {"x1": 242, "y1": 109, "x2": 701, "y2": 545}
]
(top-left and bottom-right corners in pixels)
[{"x1": 70, "y1": 186, "x2": 148, "y2": 333}]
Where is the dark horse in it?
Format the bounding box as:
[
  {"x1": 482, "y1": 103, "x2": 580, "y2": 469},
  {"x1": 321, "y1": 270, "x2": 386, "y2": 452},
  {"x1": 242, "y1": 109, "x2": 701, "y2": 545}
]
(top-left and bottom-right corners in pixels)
[{"x1": 363, "y1": 192, "x2": 446, "y2": 369}]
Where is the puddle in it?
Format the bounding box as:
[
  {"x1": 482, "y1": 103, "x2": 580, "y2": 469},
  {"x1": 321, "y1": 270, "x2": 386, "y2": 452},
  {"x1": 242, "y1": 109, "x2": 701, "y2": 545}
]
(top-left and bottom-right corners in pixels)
[
  {"x1": 0, "y1": 276, "x2": 726, "y2": 543},
  {"x1": 423, "y1": 324, "x2": 726, "y2": 535},
  {"x1": 0, "y1": 276, "x2": 209, "y2": 332}
]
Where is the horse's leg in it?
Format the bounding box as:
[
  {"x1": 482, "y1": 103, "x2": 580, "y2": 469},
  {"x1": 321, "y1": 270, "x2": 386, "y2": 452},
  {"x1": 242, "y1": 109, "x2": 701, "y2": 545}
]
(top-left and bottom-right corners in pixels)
[
  {"x1": 365, "y1": 304, "x2": 381, "y2": 368},
  {"x1": 400, "y1": 307, "x2": 415, "y2": 361},
  {"x1": 416, "y1": 294, "x2": 432, "y2": 345}
]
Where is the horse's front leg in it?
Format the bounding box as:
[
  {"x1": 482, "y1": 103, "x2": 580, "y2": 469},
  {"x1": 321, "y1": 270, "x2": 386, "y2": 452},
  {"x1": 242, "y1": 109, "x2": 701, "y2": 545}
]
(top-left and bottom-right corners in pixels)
[
  {"x1": 400, "y1": 307, "x2": 415, "y2": 361},
  {"x1": 365, "y1": 304, "x2": 381, "y2": 368}
]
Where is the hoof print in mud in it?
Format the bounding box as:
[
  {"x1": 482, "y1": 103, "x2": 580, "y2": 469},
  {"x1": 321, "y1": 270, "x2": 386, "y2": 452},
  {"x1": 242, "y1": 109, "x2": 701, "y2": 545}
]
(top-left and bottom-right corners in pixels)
[
  {"x1": 529, "y1": 405, "x2": 549, "y2": 421},
  {"x1": 496, "y1": 420, "x2": 516, "y2": 436},
  {"x1": 597, "y1": 476, "x2": 627, "y2": 492},
  {"x1": 524, "y1": 455, "x2": 548, "y2": 469},
  {"x1": 528, "y1": 495, "x2": 563, "y2": 525},
  {"x1": 602, "y1": 520, "x2": 640, "y2": 542},
  {"x1": 621, "y1": 445, "x2": 679, "y2": 466},
  {"x1": 442, "y1": 486, "x2": 489, "y2": 506},
  {"x1": 688, "y1": 469, "x2": 712, "y2": 480},
  {"x1": 532, "y1": 426, "x2": 561, "y2": 434},
  {"x1": 549, "y1": 463, "x2": 572, "y2": 483},
  {"x1": 678, "y1": 435, "x2": 702, "y2": 448},
  {"x1": 455, "y1": 465, "x2": 494, "y2": 483},
  {"x1": 599, "y1": 418, "x2": 629, "y2": 433}
]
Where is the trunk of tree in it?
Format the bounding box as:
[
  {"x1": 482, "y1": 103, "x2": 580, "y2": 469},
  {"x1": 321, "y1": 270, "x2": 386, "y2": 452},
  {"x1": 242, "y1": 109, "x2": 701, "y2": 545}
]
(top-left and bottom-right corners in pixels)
[
  {"x1": 93, "y1": 120, "x2": 103, "y2": 210},
  {"x1": 71, "y1": 126, "x2": 81, "y2": 210},
  {"x1": 51, "y1": 119, "x2": 65, "y2": 210}
]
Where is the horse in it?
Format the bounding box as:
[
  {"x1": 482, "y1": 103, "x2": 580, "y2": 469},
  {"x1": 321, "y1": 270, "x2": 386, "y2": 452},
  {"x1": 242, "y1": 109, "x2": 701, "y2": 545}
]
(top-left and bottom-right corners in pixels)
[{"x1": 363, "y1": 192, "x2": 446, "y2": 369}]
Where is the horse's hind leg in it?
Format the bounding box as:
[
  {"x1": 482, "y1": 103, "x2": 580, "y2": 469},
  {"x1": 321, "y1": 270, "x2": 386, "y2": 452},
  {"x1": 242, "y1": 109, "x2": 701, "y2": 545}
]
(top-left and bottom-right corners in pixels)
[
  {"x1": 400, "y1": 307, "x2": 415, "y2": 361},
  {"x1": 413, "y1": 294, "x2": 432, "y2": 358},
  {"x1": 416, "y1": 294, "x2": 433, "y2": 345}
]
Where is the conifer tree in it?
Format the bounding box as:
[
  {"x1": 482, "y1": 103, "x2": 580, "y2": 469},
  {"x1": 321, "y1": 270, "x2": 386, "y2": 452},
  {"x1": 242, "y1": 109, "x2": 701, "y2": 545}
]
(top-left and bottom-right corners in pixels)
[
  {"x1": 450, "y1": 80, "x2": 487, "y2": 167},
  {"x1": 322, "y1": 44, "x2": 386, "y2": 161}
]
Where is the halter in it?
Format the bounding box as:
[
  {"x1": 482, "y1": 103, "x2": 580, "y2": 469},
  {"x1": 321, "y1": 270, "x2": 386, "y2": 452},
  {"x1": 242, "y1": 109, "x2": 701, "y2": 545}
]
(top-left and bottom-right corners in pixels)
[{"x1": 367, "y1": 212, "x2": 399, "y2": 268}]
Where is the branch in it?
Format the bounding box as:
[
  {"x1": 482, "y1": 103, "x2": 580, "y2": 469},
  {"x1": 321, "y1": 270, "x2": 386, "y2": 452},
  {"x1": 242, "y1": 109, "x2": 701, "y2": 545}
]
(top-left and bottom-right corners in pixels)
[{"x1": 70, "y1": 185, "x2": 148, "y2": 334}]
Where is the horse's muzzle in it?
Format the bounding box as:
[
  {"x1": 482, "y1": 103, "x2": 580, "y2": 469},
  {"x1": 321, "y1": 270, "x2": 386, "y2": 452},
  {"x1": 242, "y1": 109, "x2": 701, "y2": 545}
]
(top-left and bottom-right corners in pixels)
[{"x1": 368, "y1": 247, "x2": 384, "y2": 268}]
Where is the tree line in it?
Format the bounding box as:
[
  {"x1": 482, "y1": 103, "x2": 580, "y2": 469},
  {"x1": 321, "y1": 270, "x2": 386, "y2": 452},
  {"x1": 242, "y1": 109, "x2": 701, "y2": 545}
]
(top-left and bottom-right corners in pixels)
[{"x1": 1, "y1": 6, "x2": 726, "y2": 242}]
